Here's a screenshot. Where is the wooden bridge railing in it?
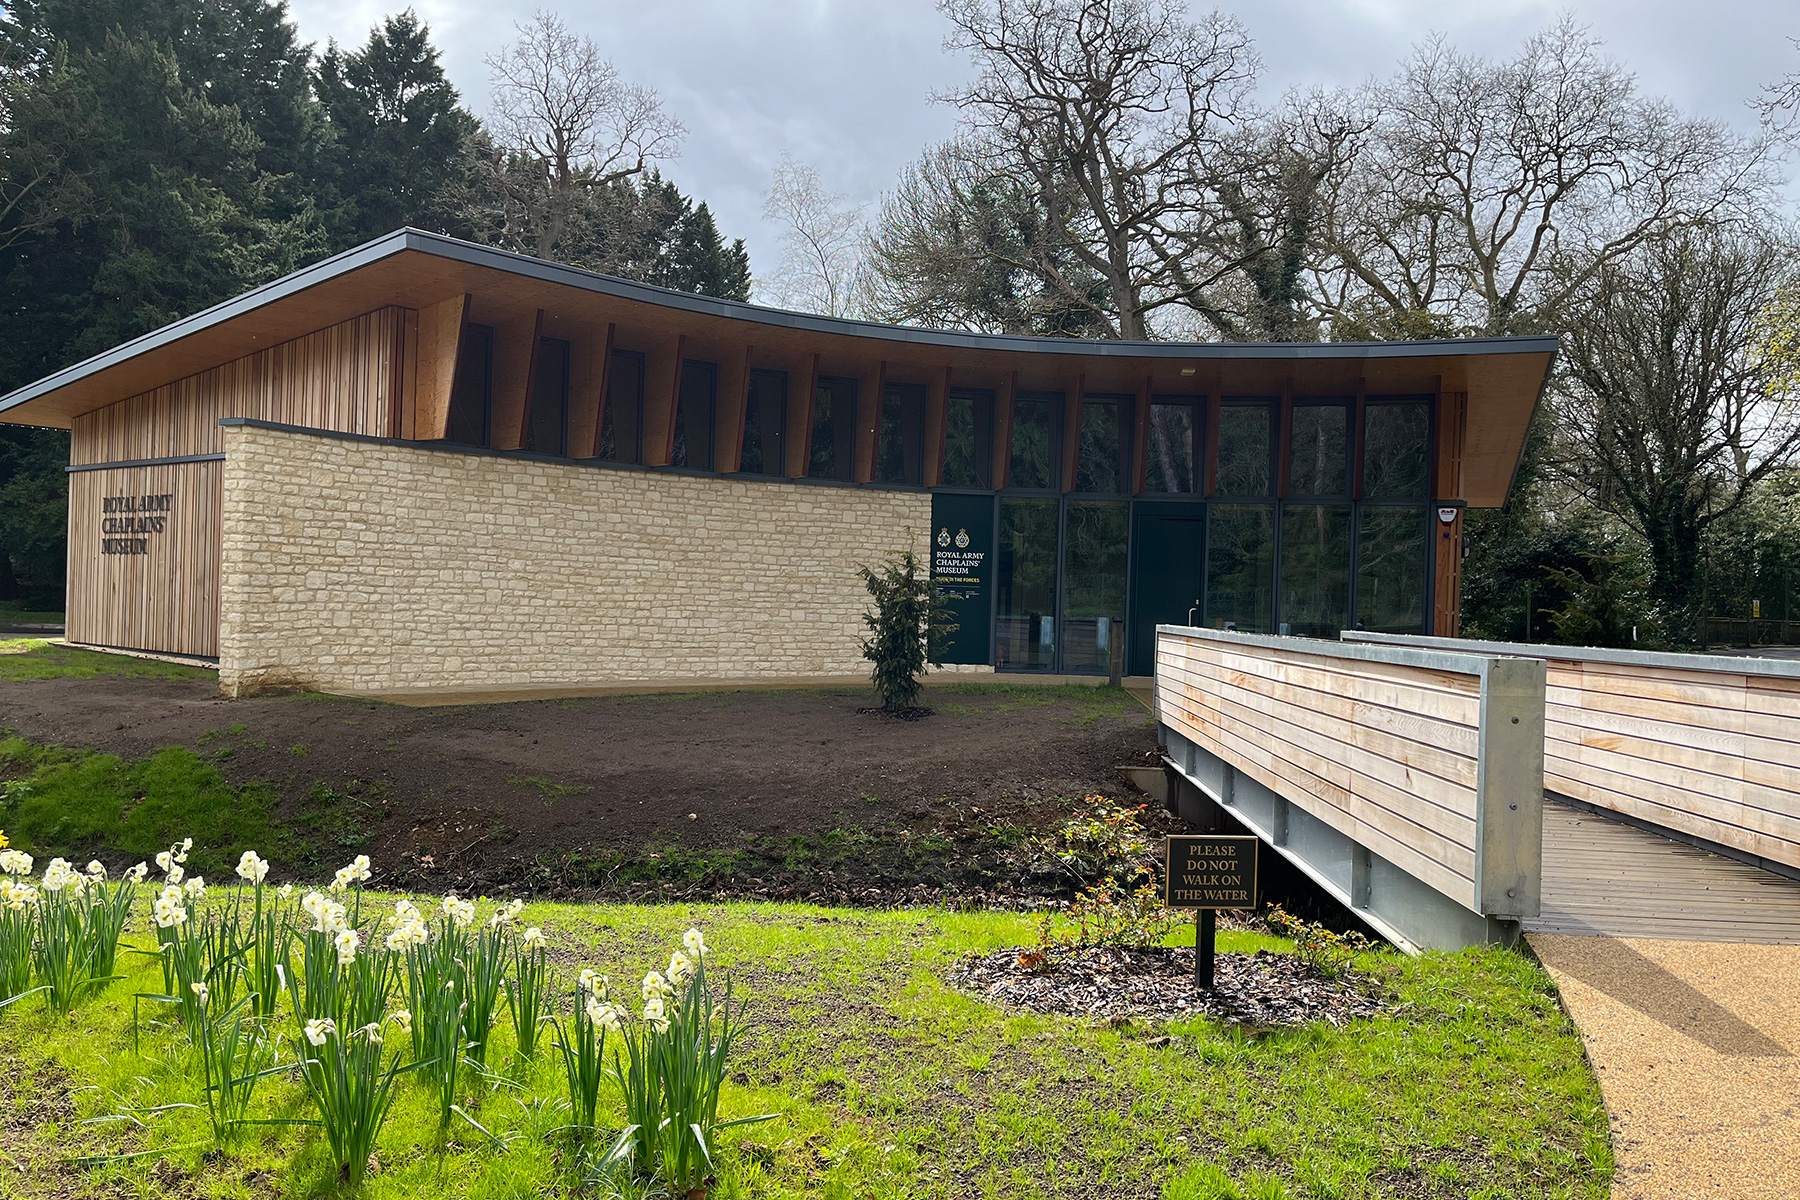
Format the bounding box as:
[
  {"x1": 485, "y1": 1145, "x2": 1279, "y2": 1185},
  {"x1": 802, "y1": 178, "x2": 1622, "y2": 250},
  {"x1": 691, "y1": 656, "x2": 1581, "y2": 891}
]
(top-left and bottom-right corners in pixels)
[
  {"x1": 1156, "y1": 626, "x2": 1546, "y2": 935},
  {"x1": 1345, "y1": 633, "x2": 1800, "y2": 876}
]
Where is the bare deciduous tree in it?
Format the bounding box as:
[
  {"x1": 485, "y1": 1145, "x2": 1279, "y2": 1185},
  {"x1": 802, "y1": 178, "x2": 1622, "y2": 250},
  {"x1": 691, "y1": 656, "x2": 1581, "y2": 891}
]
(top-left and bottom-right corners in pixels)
[
  {"x1": 911, "y1": 0, "x2": 1262, "y2": 341},
  {"x1": 1756, "y1": 36, "x2": 1800, "y2": 139},
  {"x1": 759, "y1": 153, "x2": 867, "y2": 317},
  {"x1": 1546, "y1": 227, "x2": 1800, "y2": 643},
  {"x1": 471, "y1": 10, "x2": 683, "y2": 259},
  {"x1": 1315, "y1": 18, "x2": 1771, "y2": 338}
]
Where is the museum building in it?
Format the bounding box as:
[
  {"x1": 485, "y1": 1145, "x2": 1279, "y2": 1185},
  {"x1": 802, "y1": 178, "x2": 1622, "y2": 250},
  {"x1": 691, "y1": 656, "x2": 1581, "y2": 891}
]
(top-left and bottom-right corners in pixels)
[{"x1": 0, "y1": 230, "x2": 1555, "y2": 698}]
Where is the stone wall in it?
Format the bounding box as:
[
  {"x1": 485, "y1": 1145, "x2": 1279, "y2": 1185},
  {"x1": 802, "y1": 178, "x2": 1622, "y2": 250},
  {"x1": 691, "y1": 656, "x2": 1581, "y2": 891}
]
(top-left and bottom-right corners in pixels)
[{"x1": 218, "y1": 423, "x2": 936, "y2": 697}]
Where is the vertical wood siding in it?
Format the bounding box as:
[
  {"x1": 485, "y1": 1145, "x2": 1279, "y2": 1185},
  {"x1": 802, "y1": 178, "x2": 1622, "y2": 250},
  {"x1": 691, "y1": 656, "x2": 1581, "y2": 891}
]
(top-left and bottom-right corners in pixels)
[
  {"x1": 67, "y1": 461, "x2": 222, "y2": 658},
  {"x1": 65, "y1": 306, "x2": 407, "y2": 659},
  {"x1": 69, "y1": 307, "x2": 406, "y2": 464}
]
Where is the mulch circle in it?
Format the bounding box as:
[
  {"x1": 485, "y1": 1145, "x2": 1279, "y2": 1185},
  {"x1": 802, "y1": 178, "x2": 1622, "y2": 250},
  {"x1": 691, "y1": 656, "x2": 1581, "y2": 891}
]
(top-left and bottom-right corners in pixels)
[{"x1": 948, "y1": 945, "x2": 1390, "y2": 1028}]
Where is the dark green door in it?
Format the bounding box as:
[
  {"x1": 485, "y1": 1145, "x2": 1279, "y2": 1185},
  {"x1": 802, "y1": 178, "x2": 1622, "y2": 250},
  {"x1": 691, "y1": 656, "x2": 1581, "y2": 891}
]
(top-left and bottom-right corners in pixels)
[{"x1": 1128, "y1": 501, "x2": 1206, "y2": 677}]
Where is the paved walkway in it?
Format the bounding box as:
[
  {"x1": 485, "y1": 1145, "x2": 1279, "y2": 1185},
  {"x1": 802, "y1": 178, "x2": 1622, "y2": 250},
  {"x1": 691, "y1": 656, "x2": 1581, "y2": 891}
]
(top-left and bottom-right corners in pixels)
[{"x1": 1525, "y1": 803, "x2": 1800, "y2": 1198}]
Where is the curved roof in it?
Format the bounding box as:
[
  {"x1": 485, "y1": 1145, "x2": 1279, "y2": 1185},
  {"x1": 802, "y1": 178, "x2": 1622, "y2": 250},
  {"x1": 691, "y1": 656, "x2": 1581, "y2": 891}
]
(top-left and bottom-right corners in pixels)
[{"x1": 0, "y1": 227, "x2": 1558, "y2": 504}]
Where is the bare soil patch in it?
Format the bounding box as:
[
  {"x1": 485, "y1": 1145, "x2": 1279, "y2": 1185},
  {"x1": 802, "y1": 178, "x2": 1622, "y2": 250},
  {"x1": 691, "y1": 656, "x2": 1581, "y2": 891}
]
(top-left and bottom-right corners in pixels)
[
  {"x1": 950, "y1": 945, "x2": 1390, "y2": 1027},
  {"x1": 0, "y1": 675, "x2": 1161, "y2": 900}
]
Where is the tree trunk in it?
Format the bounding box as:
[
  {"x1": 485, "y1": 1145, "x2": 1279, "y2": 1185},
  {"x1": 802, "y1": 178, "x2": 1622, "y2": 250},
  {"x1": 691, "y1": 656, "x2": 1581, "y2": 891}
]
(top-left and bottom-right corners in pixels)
[{"x1": 1643, "y1": 500, "x2": 1706, "y2": 648}]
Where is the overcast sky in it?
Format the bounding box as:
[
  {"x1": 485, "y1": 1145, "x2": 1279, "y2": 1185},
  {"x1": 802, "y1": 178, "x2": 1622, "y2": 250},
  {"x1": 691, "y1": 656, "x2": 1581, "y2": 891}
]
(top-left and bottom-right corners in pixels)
[{"x1": 286, "y1": 0, "x2": 1798, "y2": 293}]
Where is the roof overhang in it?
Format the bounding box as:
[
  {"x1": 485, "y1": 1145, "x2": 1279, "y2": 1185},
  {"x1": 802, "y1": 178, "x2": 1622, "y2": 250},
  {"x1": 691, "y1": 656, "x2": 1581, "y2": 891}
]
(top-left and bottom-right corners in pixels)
[{"x1": 0, "y1": 228, "x2": 1557, "y2": 505}]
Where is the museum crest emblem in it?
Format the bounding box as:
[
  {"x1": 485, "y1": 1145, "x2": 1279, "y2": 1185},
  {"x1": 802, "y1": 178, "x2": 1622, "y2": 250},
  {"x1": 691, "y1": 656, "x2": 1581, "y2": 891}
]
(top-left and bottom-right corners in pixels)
[
  {"x1": 955, "y1": 528, "x2": 970, "y2": 549},
  {"x1": 937, "y1": 528, "x2": 952, "y2": 548}
]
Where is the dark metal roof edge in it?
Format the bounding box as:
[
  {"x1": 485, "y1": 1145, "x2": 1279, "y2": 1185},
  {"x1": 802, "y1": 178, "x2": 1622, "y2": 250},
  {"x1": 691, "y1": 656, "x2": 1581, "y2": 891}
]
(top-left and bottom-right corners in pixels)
[
  {"x1": 1, "y1": 226, "x2": 1561, "y2": 416},
  {"x1": 0, "y1": 230, "x2": 417, "y2": 416}
]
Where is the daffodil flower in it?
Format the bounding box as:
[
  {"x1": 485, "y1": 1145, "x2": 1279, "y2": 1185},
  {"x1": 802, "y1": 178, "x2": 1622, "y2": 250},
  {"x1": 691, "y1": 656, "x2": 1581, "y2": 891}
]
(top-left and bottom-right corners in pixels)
[
  {"x1": 304, "y1": 1017, "x2": 337, "y2": 1046},
  {"x1": 683, "y1": 927, "x2": 707, "y2": 959}
]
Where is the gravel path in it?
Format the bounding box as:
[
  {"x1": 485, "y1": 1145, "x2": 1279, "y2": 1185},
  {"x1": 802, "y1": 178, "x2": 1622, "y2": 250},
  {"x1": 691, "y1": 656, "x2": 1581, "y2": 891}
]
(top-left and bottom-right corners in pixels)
[{"x1": 1530, "y1": 934, "x2": 1800, "y2": 1200}]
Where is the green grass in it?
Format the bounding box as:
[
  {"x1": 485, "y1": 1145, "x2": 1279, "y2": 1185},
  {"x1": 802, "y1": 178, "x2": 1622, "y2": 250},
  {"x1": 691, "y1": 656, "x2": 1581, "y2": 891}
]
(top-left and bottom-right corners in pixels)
[
  {"x1": 0, "y1": 898, "x2": 1610, "y2": 1200},
  {"x1": 0, "y1": 736, "x2": 286, "y2": 877},
  {"x1": 928, "y1": 681, "x2": 1149, "y2": 721},
  {"x1": 0, "y1": 597, "x2": 64, "y2": 624},
  {"x1": 0, "y1": 637, "x2": 214, "y2": 681}
]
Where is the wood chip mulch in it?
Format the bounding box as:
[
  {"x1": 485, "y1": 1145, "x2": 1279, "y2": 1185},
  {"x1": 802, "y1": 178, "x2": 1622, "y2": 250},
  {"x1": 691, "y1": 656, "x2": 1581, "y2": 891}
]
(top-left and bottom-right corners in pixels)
[{"x1": 948, "y1": 945, "x2": 1391, "y2": 1027}]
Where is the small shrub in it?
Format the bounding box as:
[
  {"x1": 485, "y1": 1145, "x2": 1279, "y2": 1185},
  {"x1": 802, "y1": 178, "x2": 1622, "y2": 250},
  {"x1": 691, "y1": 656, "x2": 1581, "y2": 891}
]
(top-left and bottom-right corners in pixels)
[
  {"x1": 857, "y1": 551, "x2": 956, "y2": 713},
  {"x1": 1043, "y1": 794, "x2": 1155, "y2": 885},
  {"x1": 1030, "y1": 874, "x2": 1173, "y2": 961},
  {"x1": 1263, "y1": 903, "x2": 1372, "y2": 979}
]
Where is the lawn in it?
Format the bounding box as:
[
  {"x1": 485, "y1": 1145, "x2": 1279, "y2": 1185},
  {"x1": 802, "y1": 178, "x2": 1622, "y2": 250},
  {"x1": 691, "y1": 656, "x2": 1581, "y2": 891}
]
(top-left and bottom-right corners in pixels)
[
  {"x1": 0, "y1": 895, "x2": 1609, "y2": 1200},
  {"x1": 0, "y1": 599, "x2": 64, "y2": 625},
  {"x1": 0, "y1": 637, "x2": 214, "y2": 681}
]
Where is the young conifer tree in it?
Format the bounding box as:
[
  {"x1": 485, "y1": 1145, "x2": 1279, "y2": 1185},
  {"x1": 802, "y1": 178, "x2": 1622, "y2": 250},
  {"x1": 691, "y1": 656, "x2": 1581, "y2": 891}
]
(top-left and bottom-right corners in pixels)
[{"x1": 857, "y1": 553, "x2": 957, "y2": 713}]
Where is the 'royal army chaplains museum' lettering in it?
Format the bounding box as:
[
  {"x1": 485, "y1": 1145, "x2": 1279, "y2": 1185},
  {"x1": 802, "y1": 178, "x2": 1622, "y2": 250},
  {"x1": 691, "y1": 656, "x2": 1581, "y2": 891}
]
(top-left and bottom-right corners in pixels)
[{"x1": 0, "y1": 230, "x2": 1554, "y2": 700}]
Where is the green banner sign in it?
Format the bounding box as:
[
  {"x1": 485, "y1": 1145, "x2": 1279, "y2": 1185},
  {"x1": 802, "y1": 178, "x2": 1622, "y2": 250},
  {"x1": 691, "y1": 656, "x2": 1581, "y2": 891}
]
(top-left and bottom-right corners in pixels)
[{"x1": 930, "y1": 493, "x2": 994, "y2": 666}]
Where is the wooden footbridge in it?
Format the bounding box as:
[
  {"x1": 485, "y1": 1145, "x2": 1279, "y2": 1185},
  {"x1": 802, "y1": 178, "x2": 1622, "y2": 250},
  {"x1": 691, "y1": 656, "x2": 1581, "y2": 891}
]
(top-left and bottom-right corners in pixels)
[{"x1": 1153, "y1": 627, "x2": 1800, "y2": 951}]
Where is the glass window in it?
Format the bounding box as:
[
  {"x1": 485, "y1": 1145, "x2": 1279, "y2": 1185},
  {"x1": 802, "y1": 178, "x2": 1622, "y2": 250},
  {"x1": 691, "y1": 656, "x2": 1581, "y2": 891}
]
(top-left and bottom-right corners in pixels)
[
  {"x1": 1363, "y1": 401, "x2": 1432, "y2": 498},
  {"x1": 877, "y1": 383, "x2": 926, "y2": 485},
  {"x1": 1076, "y1": 398, "x2": 1129, "y2": 494},
  {"x1": 809, "y1": 376, "x2": 857, "y2": 481},
  {"x1": 525, "y1": 338, "x2": 570, "y2": 456},
  {"x1": 1289, "y1": 403, "x2": 1349, "y2": 497},
  {"x1": 1357, "y1": 506, "x2": 1428, "y2": 633},
  {"x1": 1206, "y1": 504, "x2": 1275, "y2": 632},
  {"x1": 942, "y1": 388, "x2": 993, "y2": 489},
  {"x1": 599, "y1": 349, "x2": 643, "y2": 464},
  {"x1": 444, "y1": 324, "x2": 492, "y2": 448},
  {"x1": 1280, "y1": 504, "x2": 1353, "y2": 638},
  {"x1": 996, "y1": 498, "x2": 1059, "y2": 671},
  {"x1": 741, "y1": 369, "x2": 787, "y2": 476},
  {"x1": 672, "y1": 360, "x2": 716, "y2": 470},
  {"x1": 1216, "y1": 402, "x2": 1273, "y2": 496},
  {"x1": 1062, "y1": 500, "x2": 1129, "y2": 673},
  {"x1": 1145, "y1": 401, "x2": 1198, "y2": 493},
  {"x1": 1008, "y1": 393, "x2": 1061, "y2": 490}
]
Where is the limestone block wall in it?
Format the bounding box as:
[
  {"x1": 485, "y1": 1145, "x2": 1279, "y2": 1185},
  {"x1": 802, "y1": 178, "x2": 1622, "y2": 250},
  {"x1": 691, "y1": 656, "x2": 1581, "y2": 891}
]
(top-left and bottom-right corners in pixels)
[{"x1": 218, "y1": 422, "x2": 932, "y2": 696}]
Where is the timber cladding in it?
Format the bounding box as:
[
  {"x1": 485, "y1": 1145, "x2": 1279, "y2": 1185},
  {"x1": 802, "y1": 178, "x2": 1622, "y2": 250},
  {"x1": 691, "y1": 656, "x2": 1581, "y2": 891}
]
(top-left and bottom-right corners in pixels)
[
  {"x1": 70, "y1": 307, "x2": 405, "y2": 464},
  {"x1": 67, "y1": 461, "x2": 222, "y2": 658},
  {"x1": 1156, "y1": 629, "x2": 1490, "y2": 912},
  {"x1": 216, "y1": 423, "x2": 930, "y2": 697},
  {"x1": 1543, "y1": 660, "x2": 1800, "y2": 871}
]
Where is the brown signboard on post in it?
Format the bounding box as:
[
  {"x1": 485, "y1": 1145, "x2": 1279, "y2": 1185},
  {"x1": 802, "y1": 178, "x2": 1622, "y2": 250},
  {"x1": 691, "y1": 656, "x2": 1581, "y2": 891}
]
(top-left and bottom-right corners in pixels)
[
  {"x1": 1162, "y1": 834, "x2": 1259, "y2": 991},
  {"x1": 1163, "y1": 835, "x2": 1259, "y2": 910}
]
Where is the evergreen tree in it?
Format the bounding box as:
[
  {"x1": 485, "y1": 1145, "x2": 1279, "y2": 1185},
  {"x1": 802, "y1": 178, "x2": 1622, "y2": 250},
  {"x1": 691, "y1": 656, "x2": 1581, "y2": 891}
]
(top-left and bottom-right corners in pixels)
[{"x1": 315, "y1": 10, "x2": 477, "y2": 248}]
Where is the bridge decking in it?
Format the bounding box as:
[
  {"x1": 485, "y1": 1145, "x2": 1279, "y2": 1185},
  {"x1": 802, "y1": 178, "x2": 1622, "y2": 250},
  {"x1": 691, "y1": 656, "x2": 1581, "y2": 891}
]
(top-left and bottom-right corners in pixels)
[{"x1": 1527, "y1": 799, "x2": 1800, "y2": 944}]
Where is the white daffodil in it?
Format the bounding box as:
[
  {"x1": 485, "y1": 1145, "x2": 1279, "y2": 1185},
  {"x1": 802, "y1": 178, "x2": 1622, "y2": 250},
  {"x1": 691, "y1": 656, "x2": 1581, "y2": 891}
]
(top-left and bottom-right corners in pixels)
[
  {"x1": 441, "y1": 893, "x2": 474, "y2": 928},
  {"x1": 489, "y1": 897, "x2": 525, "y2": 928},
  {"x1": 335, "y1": 927, "x2": 361, "y2": 965},
  {"x1": 304, "y1": 1017, "x2": 336, "y2": 1046},
  {"x1": 277, "y1": 883, "x2": 293, "y2": 900},
  {"x1": 642, "y1": 994, "x2": 669, "y2": 1032},
  {"x1": 388, "y1": 1008, "x2": 413, "y2": 1037},
  {"x1": 0, "y1": 849, "x2": 32, "y2": 876},
  {"x1": 599, "y1": 1002, "x2": 626, "y2": 1034},
  {"x1": 152, "y1": 884, "x2": 188, "y2": 928},
  {"x1": 190, "y1": 981, "x2": 209, "y2": 1004},
  {"x1": 641, "y1": 970, "x2": 672, "y2": 1001},
  {"x1": 578, "y1": 968, "x2": 603, "y2": 998},
  {"x1": 683, "y1": 928, "x2": 706, "y2": 959},
  {"x1": 357, "y1": 1021, "x2": 383, "y2": 1045},
  {"x1": 583, "y1": 994, "x2": 605, "y2": 1027},
  {"x1": 178, "y1": 837, "x2": 192, "y2": 861},
  {"x1": 166, "y1": 863, "x2": 185, "y2": 886},
  {"x1": 348, "y1": 855, "x2": 371, "y2": 882},
  {"x1": 183, "y1": 875, "x2": 206, "y2": 899},
  {"x1": 236, "y1": 851, "x2": 269, "y2": 884},
  {"x1": 668, "y1": 951, "x2": 694, "y2": 989},
  {"x1": 329, "y1": 867, "x2": 353, "y2": 892},
  {"x1": 41, "y1": 859, "x2": 84, "y2": 895},
  {"x1": 521, "y1": 926, "x2": 545, "y2": 948},
  {"x1": 2, "y1": 881, "x2": 40, "y2": 911},
  {"x1": 155, "y1": 850, "x2": 173, "y2": 873},
  {"x1": 85, "y1": 860, "x2": 106, "y2": 878},
  {"x1": 394, "y1": 899, "x2": 421, "y2": 925},
  {"x1": 124, "y1": 862, "x2": 148, "y2": 883}
]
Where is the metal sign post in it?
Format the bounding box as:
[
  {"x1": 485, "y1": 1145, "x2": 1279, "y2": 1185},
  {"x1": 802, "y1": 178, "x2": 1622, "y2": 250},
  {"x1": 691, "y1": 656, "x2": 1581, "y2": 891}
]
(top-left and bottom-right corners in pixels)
[{"x1": 1162, "y1": 835, "x2": 1259, "y2": 991}]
